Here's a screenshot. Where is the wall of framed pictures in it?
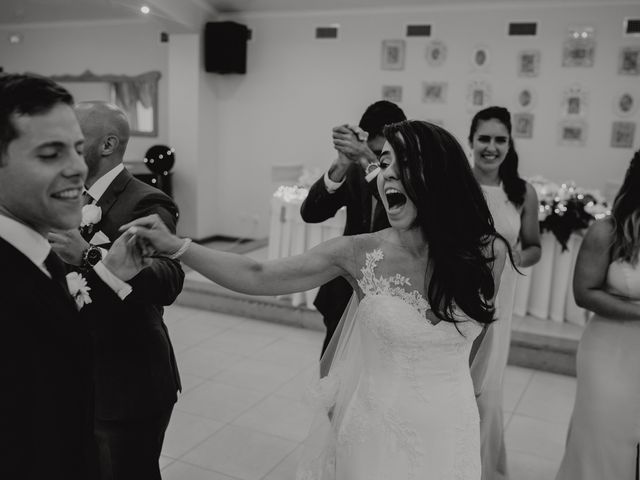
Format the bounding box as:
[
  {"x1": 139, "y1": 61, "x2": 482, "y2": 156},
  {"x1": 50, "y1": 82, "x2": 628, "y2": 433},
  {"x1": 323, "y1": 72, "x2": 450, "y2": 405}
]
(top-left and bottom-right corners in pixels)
[{"x1": 197, "y1": 3, "x2": 639, "y2": 236}]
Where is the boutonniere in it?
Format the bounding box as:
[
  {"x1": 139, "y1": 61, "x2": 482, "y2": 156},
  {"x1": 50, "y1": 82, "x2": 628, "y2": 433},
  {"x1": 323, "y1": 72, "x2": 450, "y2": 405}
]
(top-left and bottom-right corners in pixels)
[
  {"x1": 80, "y1": 204, "x2": 102, "y2": 237},
  {"x1": 66, "y1": 272, "x2": 92, "y2": 310}
]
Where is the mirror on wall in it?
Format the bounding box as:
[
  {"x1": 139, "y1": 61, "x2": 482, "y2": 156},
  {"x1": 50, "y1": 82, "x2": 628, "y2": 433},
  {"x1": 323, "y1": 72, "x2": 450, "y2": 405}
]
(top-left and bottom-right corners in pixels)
[{"x1": 50, "y1": 70, "x2": 161, "y2": 137}]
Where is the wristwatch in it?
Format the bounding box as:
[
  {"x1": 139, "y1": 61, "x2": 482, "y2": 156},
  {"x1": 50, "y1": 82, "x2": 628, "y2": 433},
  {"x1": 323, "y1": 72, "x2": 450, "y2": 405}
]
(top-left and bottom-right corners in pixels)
[{"x1": 82, "y1": 245, "x2": 103, "y2": 269}]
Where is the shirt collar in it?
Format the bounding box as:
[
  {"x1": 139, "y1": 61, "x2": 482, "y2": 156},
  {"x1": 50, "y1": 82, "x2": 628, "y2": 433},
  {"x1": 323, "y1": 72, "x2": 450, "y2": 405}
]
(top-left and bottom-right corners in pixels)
[
  {"x1": 0, "y1": 214, "x2": 51, "y2": 268},
  {"x1": 87, "y1": 163, "x2": 125, "y2": 202}
]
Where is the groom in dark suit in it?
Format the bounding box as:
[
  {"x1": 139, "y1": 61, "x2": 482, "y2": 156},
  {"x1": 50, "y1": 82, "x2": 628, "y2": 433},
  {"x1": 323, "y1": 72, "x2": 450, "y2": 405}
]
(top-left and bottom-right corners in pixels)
[
  {"x1": 300, "y1": 101, "x2": 406, "y2": 355},
  {"x1": 49, "y1": 101, "x2": 184, "y2": 480},
  {"x1": 0, "y1": 74, "x2": 150, "y2": 479}
]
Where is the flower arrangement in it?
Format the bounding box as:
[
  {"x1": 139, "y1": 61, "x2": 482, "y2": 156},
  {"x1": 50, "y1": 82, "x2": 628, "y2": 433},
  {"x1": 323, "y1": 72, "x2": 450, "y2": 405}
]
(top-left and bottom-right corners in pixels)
[
  {"x1": 529, "y1": 176, "x2": 610, "y2": 251},
  {"x1": 273, "y1": 185, "x2": 309, "y2": 203}
]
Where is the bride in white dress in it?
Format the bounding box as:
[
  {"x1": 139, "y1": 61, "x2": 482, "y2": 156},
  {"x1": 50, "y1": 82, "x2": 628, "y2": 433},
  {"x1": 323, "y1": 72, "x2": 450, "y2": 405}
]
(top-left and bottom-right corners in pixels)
[{"x1": 122, "y1": 120, "x2": 508, "y2": 480}]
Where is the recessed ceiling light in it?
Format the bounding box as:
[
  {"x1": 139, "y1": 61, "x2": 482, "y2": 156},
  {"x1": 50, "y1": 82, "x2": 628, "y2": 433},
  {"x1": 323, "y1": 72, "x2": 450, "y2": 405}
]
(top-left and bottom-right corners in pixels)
[
  {"x1": 8, "y1": 33, "x2": 22, "y2": 44},
  {"x1": 140, "y1": 5, "x2": 150, "y2": 14}
]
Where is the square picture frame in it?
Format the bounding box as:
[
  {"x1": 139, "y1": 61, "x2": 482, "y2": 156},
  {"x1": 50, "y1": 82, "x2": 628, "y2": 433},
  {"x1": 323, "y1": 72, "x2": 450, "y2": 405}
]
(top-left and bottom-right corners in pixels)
[
  {"x1": 422, "y1": 82, "x2": 448, "y2": 103},
  {"x1": 513, "y1": 113, "x2": 534, "y2": 139},
  {"x1": 559, "y1": 120, "x2": 587, "y2": 147},
  {"x1": 611, "y1": 121, "x2": 636, "y2": 148},
  {"x1": 562, "y1": 85, "x2": 588, "y2": 117},
  {"x1": 381, "y1": 39, "x2": 406, "y2": 71},
  {"x1": 517, "y1": 50, "x2": 541, "y2": 77},
  {"x1": 562, "y1": 27, "x2": 596, "y2": 68},
  {"x1": 381, "y1": 85, "x2": 403, "y2": 103},
  {"x1": 467, "y1": 80, "x2": 491, "y2": 112},
  {"x1": 618, "y1": 46, "x2": 640, "y2": 75}
]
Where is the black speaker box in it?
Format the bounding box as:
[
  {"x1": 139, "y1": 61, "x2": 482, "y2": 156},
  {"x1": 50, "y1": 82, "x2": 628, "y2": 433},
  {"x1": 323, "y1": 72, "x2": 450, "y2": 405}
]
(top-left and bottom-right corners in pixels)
[{"x1": 204, "y1": 21, "x2": 248, "y2": 74}]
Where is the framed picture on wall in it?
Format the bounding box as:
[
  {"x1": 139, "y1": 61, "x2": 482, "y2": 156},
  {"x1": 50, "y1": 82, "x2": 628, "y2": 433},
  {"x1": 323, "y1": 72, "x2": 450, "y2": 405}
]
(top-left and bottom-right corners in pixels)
[
  {"x1": 515, "y1": 87, "x2": 537, "y2": 111},
  {"x1": 467, "y1": 80, "x2": 492, "y2": 111},
  {"x1": 426, "y1": 40, "x2": 447, "y2": 67},
  {"x1": 559, "y1": 120, "x2": 587, "y2": 146},
  {"x1": 613, "y1": 90, "x2": 638, "y2": 118},
  {"x1": 562, "y1": 27, "x2": 595, "y2": 67},
  {"x1": 471, "y1": 45, "x2": 491, "y2": 71},
  {"x1": 513, "y1": 113, "x2": 534, "y2": 139},
  {"x1": 381, "y1": 39, "x2": 406, "y2": 70},
  {"x1": 562, "y1": 85, "x2": 588, "y2": 117},
  {"x1": 618, "y1": 46, "x2": 640, "y2": 75},
  {"x1": 611, "y1": 121, "x2": 636, "y2": 148},
  {"x1": 517, "y1": 50, "x2": 540, "y2": 77},
  {"x1": 382, "y1": 85, "x2": 403, "y2": 103},
  {"x1": 422, "y1": 82, "x2": 448, "y2": 103}
]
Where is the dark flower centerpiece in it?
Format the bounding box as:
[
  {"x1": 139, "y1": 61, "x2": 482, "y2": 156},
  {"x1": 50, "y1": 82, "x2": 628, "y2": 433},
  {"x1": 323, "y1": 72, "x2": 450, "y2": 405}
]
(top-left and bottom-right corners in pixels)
[{"x1": 530, "y1": 176, "x2": 610, "y2": 251}]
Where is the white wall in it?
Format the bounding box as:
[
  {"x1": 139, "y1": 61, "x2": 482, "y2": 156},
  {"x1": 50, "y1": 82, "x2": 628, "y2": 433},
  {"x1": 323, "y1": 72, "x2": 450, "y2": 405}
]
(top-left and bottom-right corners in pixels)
[
  {"x1": 0, "y1": 19, "x2": 169, "y2": 161},
  {"x1": 209, "y1": 2, "x2": 640, "y2": 238}
]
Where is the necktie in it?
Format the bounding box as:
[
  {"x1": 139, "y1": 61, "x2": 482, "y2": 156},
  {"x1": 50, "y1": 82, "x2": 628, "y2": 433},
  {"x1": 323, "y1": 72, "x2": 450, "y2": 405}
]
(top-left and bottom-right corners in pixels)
[
  {"x1": 44, "y1": 250, "x2": 74, "y2": 304},
  {"x1": 82, "y1": 190, "x2": 94, "y2": 206}
]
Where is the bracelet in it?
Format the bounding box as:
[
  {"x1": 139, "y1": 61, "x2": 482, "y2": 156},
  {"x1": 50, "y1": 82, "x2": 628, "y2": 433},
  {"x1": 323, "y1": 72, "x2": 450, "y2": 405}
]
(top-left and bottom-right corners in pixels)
[{"x1": 167, "y1": 238, "x2": 192, "y2": 260}]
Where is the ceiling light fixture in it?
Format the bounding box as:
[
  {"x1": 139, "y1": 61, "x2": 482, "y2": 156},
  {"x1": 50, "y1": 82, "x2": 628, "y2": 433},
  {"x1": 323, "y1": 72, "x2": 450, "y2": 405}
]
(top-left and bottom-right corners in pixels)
[
  {"x1": 140, "y1": 5, "x2": 150, "y2": 14},
  {"x1": 8, "y1": 33, "x2": 22, "y2": 44}
]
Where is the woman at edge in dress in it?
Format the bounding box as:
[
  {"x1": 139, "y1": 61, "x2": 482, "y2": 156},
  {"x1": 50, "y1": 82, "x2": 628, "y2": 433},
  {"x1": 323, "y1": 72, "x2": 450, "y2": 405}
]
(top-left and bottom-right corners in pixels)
[
  {"x1": 122, "y1": 120, "x2": 509, "y2": 480},
  {"x1": 468, "y1": 106, "x2": 541, "y2": 480},
  {"x1": 556, "y1": 150, "x2": 640, "y2": 480}
]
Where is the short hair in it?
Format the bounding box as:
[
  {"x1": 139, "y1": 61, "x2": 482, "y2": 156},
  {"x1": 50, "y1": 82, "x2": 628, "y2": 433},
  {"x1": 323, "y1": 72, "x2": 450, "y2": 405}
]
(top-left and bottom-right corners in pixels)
[
  {"x1": 358, "y1": 100, "x2": 406, "y2": 138},
  {"x1": 0, "y1": 73, "x2": 74, "y2": 154}
]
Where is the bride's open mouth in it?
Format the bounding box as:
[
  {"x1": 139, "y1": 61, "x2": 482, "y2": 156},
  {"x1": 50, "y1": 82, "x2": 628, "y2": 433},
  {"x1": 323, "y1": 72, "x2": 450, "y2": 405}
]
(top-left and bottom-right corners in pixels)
[{"x1": 385, "y1": 187, "x2": 407, "y2": 213}]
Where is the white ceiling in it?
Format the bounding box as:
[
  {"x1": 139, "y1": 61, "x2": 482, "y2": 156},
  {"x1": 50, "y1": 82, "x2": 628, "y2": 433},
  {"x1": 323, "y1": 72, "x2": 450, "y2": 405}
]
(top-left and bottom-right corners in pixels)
[{"x1": 0, "y1": 0, "x2": 632, "y2": 25}]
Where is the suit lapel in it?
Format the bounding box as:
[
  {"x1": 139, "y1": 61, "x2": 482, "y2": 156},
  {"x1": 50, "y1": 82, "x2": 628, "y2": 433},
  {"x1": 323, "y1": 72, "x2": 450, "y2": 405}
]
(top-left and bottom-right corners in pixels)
[
  {"x1": 96, "y1": 168, "x2": 133, "y2": 221},
  {"x1": 0, "y1": 238, "x2": 78, "y2": 316}
]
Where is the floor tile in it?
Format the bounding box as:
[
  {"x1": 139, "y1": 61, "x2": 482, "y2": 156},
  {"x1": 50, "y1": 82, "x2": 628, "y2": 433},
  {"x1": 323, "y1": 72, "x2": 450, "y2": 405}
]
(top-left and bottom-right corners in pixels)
[
  {"x1": 262, "y1": 444, "x2": 304, "y2": 480},
  {"x1": 179, "y1": 373, "x2": 208, "y2": 394},
  {"x1": 232, "y1": 394, "x2": 314, "y2": 442},
  {"x1": 181, "y1": 424, "x2": 297, "y2": 480},
  {"x1": 247, "y1": 338, "x2": 320, "y2": 367},
  {"x1": 507, "y1": 449, "x2": 561, "y2": 480},
  {"x1": 273, "y1": 365, "x2": 318, "y2": 401},
  {"x1": 159, "y1": 454, "x2": 175, "y2": 470},
  {"x1": 505, "y1": 414, "x2": 569, "y2": 462},
  {"x1": 211, "y1": 357, "x2": 304, "y2": 394},
  {"x1": 162, "y1": 410, "x2": 225, "y2": 459},
  {"x1": 197, "y1": 328, "x2": 281, "y2": 356},
  {"x1": 162, "y1": 461, "x2": 237, "y2": 480},
  {"x1": 176, "y1": 380, "x2": 266, "y2": 422},
  {"x1": 177, "y1": 346, "x2": 246, "y2": 379},
  {"x1": 515, "y1": 370, "x2": 576, "y2": 424}
]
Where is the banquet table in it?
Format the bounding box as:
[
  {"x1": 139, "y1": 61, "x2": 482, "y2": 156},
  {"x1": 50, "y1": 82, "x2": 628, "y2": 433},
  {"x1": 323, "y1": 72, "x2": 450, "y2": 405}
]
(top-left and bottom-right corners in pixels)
[
  {"x1": 267, "y1": 194, "x2": 346, "y2": 309},
  {"x1": 267, "y1": 191, "x2": 588, "y2": 325}
]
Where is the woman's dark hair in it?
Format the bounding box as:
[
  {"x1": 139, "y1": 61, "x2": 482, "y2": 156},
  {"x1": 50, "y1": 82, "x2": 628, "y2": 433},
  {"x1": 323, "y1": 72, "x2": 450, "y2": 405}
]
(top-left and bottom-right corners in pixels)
[
  {"x1": 468, "y1": 106, "x2": 526, "y2": 207},
  {"x1": 611, "y1": 149, "x2": 640, "y2": 265},
  {"x1": 384, "y1": 120, "x2": 504, "y2": 326}
]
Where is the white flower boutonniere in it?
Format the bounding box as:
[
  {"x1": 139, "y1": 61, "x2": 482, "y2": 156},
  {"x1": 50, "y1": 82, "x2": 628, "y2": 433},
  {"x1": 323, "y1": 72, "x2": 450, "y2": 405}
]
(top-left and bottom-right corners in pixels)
[
  {"x1": 80, "y1": 204, "x2": 102, "y2": 237},
  {"x1": 66, "y1": 272, "x2": 92, "y2": 310}
]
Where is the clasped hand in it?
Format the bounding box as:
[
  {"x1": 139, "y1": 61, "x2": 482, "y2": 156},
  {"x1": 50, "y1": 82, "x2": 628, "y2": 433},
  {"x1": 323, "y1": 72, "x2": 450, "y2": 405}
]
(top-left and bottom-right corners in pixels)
[
  {"x1": 119, "y1": 214, "x2": 184, "y2": 260},
  {"x1": 332, "y1": 124, "x2": 376, "y2": 169}
]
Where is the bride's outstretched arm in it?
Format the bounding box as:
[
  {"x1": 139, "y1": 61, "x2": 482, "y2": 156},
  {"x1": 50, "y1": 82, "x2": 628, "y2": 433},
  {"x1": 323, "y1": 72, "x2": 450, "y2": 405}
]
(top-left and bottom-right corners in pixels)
[{"x1": 121, "y1": 214, "x2": 351, "y2": 296}]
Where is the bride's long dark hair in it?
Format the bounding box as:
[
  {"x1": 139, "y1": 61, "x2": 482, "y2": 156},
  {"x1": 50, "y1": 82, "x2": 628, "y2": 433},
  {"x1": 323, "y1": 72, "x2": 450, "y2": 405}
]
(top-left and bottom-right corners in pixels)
[{"x1": 383, "y1": 120, "x2": 504, "y2": 326}]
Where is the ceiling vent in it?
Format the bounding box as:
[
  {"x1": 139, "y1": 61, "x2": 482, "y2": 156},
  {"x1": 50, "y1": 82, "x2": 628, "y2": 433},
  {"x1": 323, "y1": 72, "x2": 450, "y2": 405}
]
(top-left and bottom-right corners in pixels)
[
  {"x1": 508, "y1": 22, "x2": 538, "y2": 36},
  {"x1": 316, "y1": 26, "x2": 338, "y2": 39},
  {"x1": 406, "y1": 24, "x2": 431, "y2": 37},
  {"x1": 624, "y1": 18, "x2": 640, "y2": 36}
]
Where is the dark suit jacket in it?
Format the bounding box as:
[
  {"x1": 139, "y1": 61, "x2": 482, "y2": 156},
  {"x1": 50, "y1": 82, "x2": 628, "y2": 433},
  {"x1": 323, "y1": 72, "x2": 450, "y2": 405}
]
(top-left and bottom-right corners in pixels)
[
  {"x1": 77, "y1": 168, "x2": 184, "y2": 421},
  {"x1": 300, "y1": 164, "x2": 389, "y2": 340},
  {"x1": 0, "y1": 238, "x2": 96, "y2": 479}
]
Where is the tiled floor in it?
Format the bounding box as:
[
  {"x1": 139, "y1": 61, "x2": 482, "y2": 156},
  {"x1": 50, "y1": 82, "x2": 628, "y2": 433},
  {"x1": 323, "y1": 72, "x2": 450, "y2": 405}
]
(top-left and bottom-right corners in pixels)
[{"x1": 160, "y1": 304, "x2": 576, "y2": 480}]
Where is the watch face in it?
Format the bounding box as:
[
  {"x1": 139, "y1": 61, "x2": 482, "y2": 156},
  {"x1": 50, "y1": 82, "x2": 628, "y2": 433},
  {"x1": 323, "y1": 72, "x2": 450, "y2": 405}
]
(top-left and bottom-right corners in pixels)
[{"x1": 86, "y1": 247, "x2": 102, "y2": 266}]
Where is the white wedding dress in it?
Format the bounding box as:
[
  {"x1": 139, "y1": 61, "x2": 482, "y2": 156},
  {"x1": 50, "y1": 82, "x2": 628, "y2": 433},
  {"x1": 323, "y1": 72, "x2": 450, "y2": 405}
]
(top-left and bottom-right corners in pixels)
[{"x1": 298, "y1": 238, "x2": 483, "y2": 480}]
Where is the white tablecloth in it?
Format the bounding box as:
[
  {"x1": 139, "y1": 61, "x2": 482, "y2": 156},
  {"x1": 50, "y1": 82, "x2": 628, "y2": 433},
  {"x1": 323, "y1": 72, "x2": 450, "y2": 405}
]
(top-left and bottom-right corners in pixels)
[
  {"x1": 267, "y1": 196, "x2": 346, "y2": 308},
  {"x1": 513, "y1": 232, "x2": 588, "y2": 326},
  {"x1": 268, "y1": 196, "x2": 587, "y2": 324}
]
